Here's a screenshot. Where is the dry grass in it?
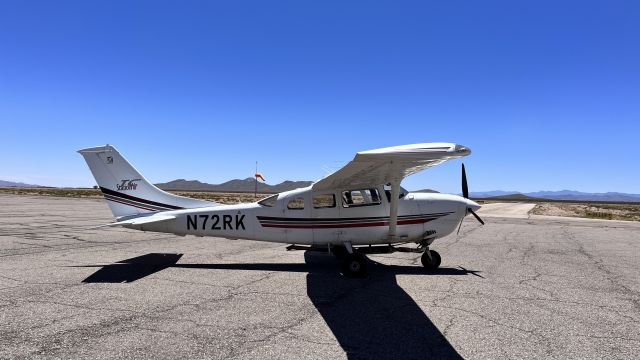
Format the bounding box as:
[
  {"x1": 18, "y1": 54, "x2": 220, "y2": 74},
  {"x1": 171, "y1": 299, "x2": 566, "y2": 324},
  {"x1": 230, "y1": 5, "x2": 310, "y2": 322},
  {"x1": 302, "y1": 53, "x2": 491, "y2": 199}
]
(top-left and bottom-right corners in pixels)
[
  {"x1": 0, "y1": 187, "x2": 102, "y2": 198},
  {"x1": 0, "y1": 187, "x2": 270, "y2": 205},
  {"x1": 530, "y1": 202, "x2": 640, "y2": 222},
  {"x1": 169, "y1": 191, "x2": 270, "y2": 204}
]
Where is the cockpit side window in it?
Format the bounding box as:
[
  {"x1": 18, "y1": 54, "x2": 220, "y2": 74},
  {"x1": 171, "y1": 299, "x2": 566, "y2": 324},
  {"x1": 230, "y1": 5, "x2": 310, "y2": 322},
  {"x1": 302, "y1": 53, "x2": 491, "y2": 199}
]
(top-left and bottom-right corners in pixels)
[
  {"x1": 258, "y1": 194, "x2": 278, "y2": 207},
  {"x1": 313, "y1": 194, "x2": 336, "y2": 208},
  {"x1": 342, "y1": 188, "x2": 382, "y2": 208}
]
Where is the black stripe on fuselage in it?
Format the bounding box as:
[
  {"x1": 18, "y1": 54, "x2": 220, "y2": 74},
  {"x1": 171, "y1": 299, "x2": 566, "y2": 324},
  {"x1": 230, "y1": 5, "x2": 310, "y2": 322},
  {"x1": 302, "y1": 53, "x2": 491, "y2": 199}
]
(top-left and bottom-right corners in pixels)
[
  {"x1": 102, "y1": 193, "x2": 169, "y2": 211},
  {"x1": 103, "y1": 194, "x2": 163, "y2": 211},
  {"x1": 99, "y1": 187, "x2": 184, "y2": 210}
]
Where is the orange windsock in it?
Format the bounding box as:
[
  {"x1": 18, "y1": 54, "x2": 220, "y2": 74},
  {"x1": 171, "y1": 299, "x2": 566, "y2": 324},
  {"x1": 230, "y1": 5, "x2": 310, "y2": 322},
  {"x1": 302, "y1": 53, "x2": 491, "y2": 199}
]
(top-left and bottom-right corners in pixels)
[{"x1": 255, "y1": 172, "x2": 266, "y2": 182}]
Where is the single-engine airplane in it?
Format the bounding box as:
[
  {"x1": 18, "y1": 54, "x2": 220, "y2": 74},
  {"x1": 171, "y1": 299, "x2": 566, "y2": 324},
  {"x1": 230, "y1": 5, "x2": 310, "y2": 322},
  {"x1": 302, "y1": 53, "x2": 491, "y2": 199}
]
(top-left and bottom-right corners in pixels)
[{"x1": 79, "y1": 143, "x2": 484, "y2": 277}]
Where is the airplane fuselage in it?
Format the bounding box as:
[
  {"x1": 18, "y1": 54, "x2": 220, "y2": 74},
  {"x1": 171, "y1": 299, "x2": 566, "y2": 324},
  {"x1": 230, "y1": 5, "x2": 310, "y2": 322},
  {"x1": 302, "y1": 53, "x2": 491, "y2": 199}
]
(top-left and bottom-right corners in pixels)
[{"x1": 128, "y1": 186, "x2": 478, "y2": 246}]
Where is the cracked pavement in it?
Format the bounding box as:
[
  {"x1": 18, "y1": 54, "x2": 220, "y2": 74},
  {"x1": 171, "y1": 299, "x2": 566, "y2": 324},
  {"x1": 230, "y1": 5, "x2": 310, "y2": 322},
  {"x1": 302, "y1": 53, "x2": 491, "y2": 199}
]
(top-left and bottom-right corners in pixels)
[{"x1": 0, "y1": 194, "x2": 638, "y2": 359}]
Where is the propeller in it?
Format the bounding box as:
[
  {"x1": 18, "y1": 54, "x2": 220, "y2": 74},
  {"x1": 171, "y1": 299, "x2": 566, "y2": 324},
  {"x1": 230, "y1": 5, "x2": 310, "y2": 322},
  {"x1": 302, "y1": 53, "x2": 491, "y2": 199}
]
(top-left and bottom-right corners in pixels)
[
  {"x1": 458, "y1": 163, "x2": 484, "y2": 233},
  {"x1": 469, "y1": 208, "x2": 485, "y2": 225},
  {"x1": 462, "y1": 163, "x2": 469, "y2": 199}
]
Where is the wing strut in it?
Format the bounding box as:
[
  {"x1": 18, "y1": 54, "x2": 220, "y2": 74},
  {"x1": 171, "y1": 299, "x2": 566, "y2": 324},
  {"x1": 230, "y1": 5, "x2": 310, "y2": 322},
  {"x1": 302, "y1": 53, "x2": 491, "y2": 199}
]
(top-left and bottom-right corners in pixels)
[{"x1": 388, "y1": 178, "x2": 400, "y2": 241}]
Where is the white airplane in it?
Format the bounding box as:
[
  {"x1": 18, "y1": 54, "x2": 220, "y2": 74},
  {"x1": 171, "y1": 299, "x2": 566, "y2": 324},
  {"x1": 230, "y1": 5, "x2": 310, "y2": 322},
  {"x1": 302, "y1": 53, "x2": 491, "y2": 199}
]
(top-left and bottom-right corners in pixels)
[{"x1": 78, "y1": 143, "x2": 483, "y2": 277}]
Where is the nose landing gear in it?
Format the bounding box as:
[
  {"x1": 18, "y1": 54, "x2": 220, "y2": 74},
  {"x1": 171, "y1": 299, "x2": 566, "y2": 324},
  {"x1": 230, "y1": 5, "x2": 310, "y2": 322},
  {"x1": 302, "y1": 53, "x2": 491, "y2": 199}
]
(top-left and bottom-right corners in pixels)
[{"x1": 421, "y1": 249, "x2": 441, "y2": 270}]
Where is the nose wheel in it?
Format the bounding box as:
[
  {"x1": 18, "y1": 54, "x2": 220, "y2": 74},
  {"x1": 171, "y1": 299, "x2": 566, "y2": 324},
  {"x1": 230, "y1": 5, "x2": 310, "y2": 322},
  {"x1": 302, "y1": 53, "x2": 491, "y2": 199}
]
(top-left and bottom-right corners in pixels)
[{"x1": 421, "y1": 249, "x2": 441, "y2": 269}]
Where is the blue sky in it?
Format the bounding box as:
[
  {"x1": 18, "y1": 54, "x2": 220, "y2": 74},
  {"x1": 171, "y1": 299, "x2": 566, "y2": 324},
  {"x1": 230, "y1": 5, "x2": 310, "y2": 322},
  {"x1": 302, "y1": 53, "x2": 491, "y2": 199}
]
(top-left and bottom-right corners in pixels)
[{"x1": 1, "y1": 1, "x2": 638, "y2": 193}]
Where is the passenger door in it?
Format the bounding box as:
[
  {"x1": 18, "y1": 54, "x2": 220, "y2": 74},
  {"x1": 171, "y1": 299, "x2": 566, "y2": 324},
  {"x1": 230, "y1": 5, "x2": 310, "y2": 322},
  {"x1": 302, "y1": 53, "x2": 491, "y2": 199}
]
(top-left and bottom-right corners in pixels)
[{"x1": 338, "y1": 187, "x2": 388, "y2": 245}]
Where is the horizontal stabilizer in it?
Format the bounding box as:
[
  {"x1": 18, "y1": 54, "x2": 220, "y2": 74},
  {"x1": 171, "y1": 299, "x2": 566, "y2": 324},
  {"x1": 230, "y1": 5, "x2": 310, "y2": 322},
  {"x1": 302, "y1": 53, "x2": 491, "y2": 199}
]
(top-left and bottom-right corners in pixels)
[{"x1": 108, "y1": 215, "x2": 177, "y2": 227}]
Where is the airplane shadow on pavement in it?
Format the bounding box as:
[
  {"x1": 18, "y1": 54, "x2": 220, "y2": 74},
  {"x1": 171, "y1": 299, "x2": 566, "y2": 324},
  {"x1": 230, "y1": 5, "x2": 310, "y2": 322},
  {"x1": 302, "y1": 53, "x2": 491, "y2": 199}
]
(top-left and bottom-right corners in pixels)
[
  {"x1": 76, "y1": 252, "x2": 480, "y2": 359},
  {"x1": 77, "y1": 253, "x2": 185, "y2": 283},
  {"x1": 303, "y1": 253, "x2": 467, "y2": 360}
]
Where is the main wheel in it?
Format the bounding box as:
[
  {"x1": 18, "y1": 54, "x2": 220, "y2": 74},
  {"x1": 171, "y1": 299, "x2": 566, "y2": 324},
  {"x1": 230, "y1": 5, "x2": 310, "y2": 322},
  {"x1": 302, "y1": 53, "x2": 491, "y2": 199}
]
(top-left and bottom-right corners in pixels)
[
  {"x1": 331, "y1": 245, "x2": 349, "y2": 260},
  {"x1": 341, "y1": 253, "x2": 368, "y2": 278},
  {"x1": 421, "y1": 250, "x2": 442, "y2": 269}
]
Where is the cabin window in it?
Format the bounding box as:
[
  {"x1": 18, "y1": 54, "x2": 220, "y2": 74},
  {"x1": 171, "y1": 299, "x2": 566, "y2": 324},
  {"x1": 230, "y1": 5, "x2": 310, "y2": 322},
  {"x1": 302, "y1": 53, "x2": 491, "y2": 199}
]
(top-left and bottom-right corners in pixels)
[
  {"x1": 258, "y1": 194, "x2": 278, "y2": 207},
  {"x1": 313, "y1": 194, "x2": 336, "y2": 208},
  {"x1": 342, "y1": 188, "x2": 382, "y2": 208},
  {"x1": 287, "y1": 197, "x2": 305, "y2": 210}
]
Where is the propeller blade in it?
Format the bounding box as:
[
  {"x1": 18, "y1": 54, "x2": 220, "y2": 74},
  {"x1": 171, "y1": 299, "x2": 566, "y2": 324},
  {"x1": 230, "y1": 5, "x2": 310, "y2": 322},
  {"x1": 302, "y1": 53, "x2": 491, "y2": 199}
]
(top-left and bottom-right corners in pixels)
[
  {"x1": 469, "y1": 209, "x2": 485, "y2": 225},
  {"x1": 462, "y1": 163, "x2": 469, "y2": 199},
  {"x1": 457, "y1": 218, "x2": 463, "y2": 234}
]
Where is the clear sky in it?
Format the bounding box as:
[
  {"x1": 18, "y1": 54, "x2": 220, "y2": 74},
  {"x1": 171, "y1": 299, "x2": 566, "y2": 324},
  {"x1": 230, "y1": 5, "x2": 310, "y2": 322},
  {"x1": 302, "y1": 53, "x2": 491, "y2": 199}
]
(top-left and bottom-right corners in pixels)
[{"x1": 1, "y1": 1, "x2": 638, "y2": 194}]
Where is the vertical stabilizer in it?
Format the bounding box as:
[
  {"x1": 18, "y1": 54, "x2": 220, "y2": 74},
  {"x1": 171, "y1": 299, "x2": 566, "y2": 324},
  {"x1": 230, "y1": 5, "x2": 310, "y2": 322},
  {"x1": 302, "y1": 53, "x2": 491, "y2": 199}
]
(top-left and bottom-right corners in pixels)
[{"x1": 78, "y1": 145, "x2": 215, "y2": 218}]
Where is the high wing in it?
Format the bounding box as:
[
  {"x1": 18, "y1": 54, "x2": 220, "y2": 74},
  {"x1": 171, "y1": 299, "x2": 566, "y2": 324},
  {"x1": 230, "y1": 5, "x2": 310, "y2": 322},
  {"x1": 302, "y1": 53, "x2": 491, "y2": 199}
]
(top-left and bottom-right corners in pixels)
[{"x1": 312, "y1": 143, "x2": 471, "y2": 191}]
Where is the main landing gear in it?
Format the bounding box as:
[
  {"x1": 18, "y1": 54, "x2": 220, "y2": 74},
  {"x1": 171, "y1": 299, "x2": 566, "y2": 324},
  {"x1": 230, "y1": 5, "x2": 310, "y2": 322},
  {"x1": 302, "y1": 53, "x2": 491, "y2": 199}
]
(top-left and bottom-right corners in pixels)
[
  {"x1": 335, "y1": 245, "x2": 440, "y2": 276},
  {"x1": 330, "y1": 246, "x2": 368, "y2": 278},
  {"x1": 286, "y1": 243, "x2": 441, "y2": 276},
  {"x1": 340, "y1": 252, "x2": 368, "y2": 278}
]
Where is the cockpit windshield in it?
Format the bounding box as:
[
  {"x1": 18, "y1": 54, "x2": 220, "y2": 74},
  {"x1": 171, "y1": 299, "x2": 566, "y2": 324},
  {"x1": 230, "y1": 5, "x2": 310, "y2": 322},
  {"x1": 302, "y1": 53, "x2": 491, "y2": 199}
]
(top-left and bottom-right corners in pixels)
[
  {"x1": 383, "y1": 184, "x2": 409, "y2": 202},
  {"x1": 258, "y1": 194, "x2": 278, "y2": 207}
]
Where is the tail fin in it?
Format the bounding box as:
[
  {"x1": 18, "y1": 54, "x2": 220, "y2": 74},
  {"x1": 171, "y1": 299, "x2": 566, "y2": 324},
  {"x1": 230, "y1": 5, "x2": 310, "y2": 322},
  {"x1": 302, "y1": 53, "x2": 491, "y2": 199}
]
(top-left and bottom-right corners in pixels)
[{"x1": 78, "y1": 145, "x2": 215, "y2": 218}]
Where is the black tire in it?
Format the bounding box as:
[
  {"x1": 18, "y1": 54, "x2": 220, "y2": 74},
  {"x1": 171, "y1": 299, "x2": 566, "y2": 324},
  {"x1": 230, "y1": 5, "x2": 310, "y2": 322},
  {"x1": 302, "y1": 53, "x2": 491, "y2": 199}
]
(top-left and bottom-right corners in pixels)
[
  {"x1": 421, "y1": 250, "x2": 442, "y2": 269},
  {"x1": 341, "y1": 253, "x2": 368, "y2": 278}
]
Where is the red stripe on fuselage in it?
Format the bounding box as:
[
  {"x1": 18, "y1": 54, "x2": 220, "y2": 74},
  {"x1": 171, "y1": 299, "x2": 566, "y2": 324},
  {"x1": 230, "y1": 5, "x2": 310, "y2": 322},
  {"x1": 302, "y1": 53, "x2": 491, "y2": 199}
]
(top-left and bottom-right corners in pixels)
[{"x1": 260, "y1": 217, "x2": 437, "y2": 229}]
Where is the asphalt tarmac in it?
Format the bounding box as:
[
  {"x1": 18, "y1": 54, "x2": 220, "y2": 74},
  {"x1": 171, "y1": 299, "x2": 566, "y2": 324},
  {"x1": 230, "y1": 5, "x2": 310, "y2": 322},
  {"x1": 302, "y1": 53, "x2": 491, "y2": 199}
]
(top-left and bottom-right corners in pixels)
[{"x1": 1, "y1": 194, "x2": 638, "y2": 359}]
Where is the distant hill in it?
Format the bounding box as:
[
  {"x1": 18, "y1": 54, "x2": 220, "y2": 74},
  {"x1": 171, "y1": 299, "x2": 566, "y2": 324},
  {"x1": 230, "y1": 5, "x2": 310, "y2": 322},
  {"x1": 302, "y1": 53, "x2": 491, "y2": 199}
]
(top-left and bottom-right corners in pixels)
[
  {"x1": 471, "y1": 190, "x2": 640, "y2": 203},
  {"x1": 469, "y1": 190, "x2": 520, "y2": 197},
  {"x1": 155, "y1": 180, "x2": 640, "y2": 202},
  {"x1": 4, "y1": 176, "x2": 637, "y2": 202},
  {"x1": 0, "y1": 180, "x2": 40, "y2": 187},
  {"x1": 480, "y1": 193, "x2": 542, "y2": 201},
  {"x1": 156, "y1": 178, "x2": 313, "y2": 193},
  {"x1": 4, "y1": 175, "x2": 637, "y2": 202}
]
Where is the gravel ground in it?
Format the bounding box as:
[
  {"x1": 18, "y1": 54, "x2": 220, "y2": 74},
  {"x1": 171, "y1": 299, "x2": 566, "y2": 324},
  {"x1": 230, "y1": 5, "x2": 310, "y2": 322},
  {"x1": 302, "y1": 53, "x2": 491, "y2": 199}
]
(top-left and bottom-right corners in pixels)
[{"x1": 1, "y1": 194, "x2": 639, "y2": 359}]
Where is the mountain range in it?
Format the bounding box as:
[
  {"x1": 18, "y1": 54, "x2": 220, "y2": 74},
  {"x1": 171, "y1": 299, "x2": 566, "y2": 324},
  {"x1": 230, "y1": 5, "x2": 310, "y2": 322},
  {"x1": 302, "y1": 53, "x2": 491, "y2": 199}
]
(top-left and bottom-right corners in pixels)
[
  {"x1": 155, "y1": 178, "x2": 313, "y2": 193},
  {"x1": 470, "y1": 190, "x2": 640, "y2": 203},
  {"x1": 2, "y1": 178, "x2": 639, "y2": 202},
  {"x1": 157, "y1": 179, "x2": 640, "y2": 202},
  {"x1": 0, "y1": 180, "x2": 40, "y2": 187}
]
